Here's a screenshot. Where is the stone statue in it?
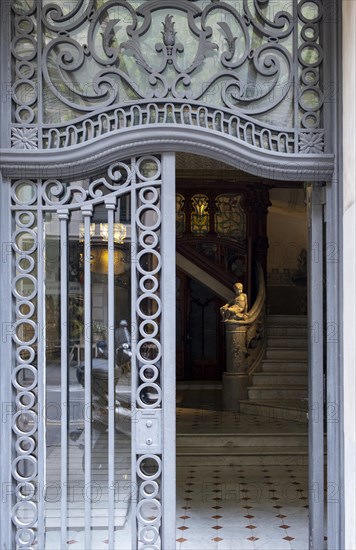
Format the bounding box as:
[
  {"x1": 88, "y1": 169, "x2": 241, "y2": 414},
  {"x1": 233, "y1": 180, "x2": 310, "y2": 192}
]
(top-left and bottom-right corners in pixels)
[{"x1": 220, "y1": 282, "x2": 248, "y2": 321}]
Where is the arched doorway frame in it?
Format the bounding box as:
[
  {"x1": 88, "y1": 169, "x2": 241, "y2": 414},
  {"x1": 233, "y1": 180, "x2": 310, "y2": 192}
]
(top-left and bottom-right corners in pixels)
[{"x1": 0, "y1": 135, "x2": 336, "y2": 550}]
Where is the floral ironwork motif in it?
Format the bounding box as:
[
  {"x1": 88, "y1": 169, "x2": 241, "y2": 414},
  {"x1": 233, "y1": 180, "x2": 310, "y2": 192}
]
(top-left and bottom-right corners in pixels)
[
  {"x1": 11, "y1": 128, "x2": 38, "y2": 149},
  {"x1": 9, "y1": 0, "x2": 325, "y2": 154}
]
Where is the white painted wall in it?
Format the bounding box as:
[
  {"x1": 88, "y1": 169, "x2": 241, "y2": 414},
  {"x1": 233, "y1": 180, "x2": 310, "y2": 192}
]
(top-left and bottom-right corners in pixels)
[{"x1": 342, "y1": 1, "x2": 356, "y2": 547}]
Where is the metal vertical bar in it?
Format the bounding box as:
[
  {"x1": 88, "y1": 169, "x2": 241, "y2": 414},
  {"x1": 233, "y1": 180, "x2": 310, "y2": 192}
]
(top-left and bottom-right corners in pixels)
[
  {"x1": 83, "y1": 205, "x2": 93, "y2": 550},
  {"x1": 161, "y1": 152, "x2": 176, "y2": 549},
  {"x1": 36, "y1": 0, "x2": 43, "y2": 146},
  {"x1": 293, "y1": 0, "x2": 299, "y2": 154},
  {"x1": 131, "y1": 161, "x2": 138, "y2": 550},
  {"x1": 307, "y1": 184, "x2": 324, "y2": 550},
  {"x1": 0, "y1": 178, "x2": 14, "y2": 550},
  {"x1": 37, "y1": 184, "x2": 46, "y2": 550},
  {"x1": 323, "y1": 1, "x2": 343, "y2": 547},
  {"x1": 0, "y1": 2, "x2": 13, "y2": 544},
  {"x1": 59, "y1": 209, "x2": 70, "y2": 549},
  {"x1": 106, "y1": 198, "x2": 117, "y2": 547}
]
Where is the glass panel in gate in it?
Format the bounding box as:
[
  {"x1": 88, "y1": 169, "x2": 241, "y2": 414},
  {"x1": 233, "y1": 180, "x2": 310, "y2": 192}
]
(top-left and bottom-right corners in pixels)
[{"x1": 10, "y1": 156, "x2": 167, "y2": 549}]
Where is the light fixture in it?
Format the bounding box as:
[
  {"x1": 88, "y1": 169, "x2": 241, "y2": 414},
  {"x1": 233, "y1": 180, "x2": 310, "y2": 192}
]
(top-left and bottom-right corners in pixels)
[
  {"x1": 79, "y1": 222, "x2": 128, "y2": 275},
  {"x1": 79, "y1": 222, "x2": 126, "y2": 244}
]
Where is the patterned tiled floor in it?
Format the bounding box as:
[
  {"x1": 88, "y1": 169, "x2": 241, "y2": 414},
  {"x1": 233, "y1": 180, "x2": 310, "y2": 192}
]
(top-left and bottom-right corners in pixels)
[
  {"x1": 42, "y1": 383, "x2": 319, "y2": 549},
  {"x1": 44, "y1": 461, "x2": 312, "y2": 550},
  {"x1": 176, "y1": 464, "x2": 313, "y2": 550}
]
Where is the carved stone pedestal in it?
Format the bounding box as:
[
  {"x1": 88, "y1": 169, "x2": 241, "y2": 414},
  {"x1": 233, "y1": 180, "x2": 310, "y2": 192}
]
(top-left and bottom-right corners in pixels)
[
  {"x1": 222, "y1": 372, "x2": 249, "y2": 412},
  {"x1": 222, "y1": 322, "x2": 249, "y2": 411}
]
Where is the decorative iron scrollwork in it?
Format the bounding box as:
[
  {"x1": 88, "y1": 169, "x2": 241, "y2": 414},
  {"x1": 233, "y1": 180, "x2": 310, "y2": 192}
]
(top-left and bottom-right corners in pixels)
[{"x1": 10, "y1": 0, "x2": 325, "y2": 154}]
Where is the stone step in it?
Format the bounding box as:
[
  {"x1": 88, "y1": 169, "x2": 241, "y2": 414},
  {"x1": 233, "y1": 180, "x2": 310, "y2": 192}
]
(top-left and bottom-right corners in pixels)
[
  {"x1": 248, "y1": 386, "x2": 308, "y2": 400},
  {"x1": 265, "y1": 348, "x2": 308, "y2": 360},
  {"x1": 252, "y1": 372, "x2": 308, "y2": 386},
  {"x1": 261, "y1": 360, "x2": 308, "y2": 373},
  {"x1": 176, "y1": 446, "x2": 308, "y2": 466},
  {"x1": 240, "y1": 400, "x2": 308, "y2": 423},
  {"x1": 266, "y1": 337, "x2": 308, "y2": 349},
  {"x1": 176, "y1": 432, "x2": 307, "y2": 448},
  {"x1": 266, "y1": 315, "x2": 308, "y2": 326},
  {"x1": 266, "y1": 326, "x2": 309, "y2": 338}
]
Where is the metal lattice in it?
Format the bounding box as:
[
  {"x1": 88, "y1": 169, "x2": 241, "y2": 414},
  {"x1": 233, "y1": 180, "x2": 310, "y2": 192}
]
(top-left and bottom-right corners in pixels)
[
  {"x1": 10, "y1": 155, "x2": 171, "y2": 549},
  {"x1": 10, "y1": 0, "x2": 325, "y2": 154}
]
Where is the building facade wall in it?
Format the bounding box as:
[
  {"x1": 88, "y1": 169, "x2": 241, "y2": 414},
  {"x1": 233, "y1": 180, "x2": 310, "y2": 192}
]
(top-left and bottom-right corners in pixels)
[{"x1": 342, "y1": 1, "x2": 356, "y2": 547}]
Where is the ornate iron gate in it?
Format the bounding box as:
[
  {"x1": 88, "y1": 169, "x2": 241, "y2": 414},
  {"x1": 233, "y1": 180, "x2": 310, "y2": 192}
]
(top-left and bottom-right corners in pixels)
[
  {"x1": 0, "y1": 0, "x2": 341, "y2": 548},
  {"x1": 5, "y1": 153, "x2": 176, "y2": 549}
]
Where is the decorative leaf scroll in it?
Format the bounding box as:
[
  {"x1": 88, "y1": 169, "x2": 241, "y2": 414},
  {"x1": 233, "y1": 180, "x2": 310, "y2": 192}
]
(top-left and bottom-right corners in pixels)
[{"x1": 10, "y1": 0, "x2": 325, "y2": 153}]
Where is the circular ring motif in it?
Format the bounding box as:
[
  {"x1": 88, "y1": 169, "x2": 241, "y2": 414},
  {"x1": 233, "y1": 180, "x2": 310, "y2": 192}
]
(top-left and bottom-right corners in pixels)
[
  {"x1": 12, "y1": 500, "x2": 37, "y2": 528},
  {"x1": 15, "y1": 105, "x2": 35, "y2": 124},
  {"x1": 298, "y1": 43, "x2": 323, "y2": 68},
  {"x1": 301, "y1": 68, "x2": 319, "y2": 86},
  {"x1": 15, "y1": 435, "x2": 36, "y2": 455},
  {"x1": 139, "y1": 365, "x2": 159, "y2": 383},
  {"x1": 139, "y1": 526, "x2": 159, "y2": 545},
  {"x1": 139, "y1": 186, "x2": 159, "y2": 205},
  {"x1": 11, "y1": 35, "x2": 37, "y2": 61},
  {"x1": 16, "y1": 391, "x2": 36, "y2": 410},
  {"x1": 137, "y1": 250, "x2": 161, "y2": 276},
  {"x1": 139, "y1": 276, "x2": 159, "y2": 294},
  {"x1": 12, "y1": 455, "x2": 37, "y2": 482},
  {"x1": 299, "y1": 87, "x2": 324, "y2": 112},
  {"x1": 16, "y1": 300, "x2": 35, "y2": 319},
  {"x1": 136, "y1": 383, "x2": 162, "y2": 408},
  {"x1": 11, "y1": 180, "x2": 37, "y2": 205},
  {"x1": 15, "y1": 482, "x2": 36, "y2": 501},
  {"x1": 15, "y1": 528, "x2": 35, "y2": 546},
  {"x1": 13, "y1": 319, "x2": 37, "y2": 346},
  {"x1": 136, "y1": 498, "x2": 162, "y2": 525},
  {"x1": 298, "y1": 0, "x2": 323, "y2": 24},
  {"x1": 139, "y1": 320, "x2": 159, "y2": 338},
  {"x1": 17, "y1": 256, "x2": 36, "y2": 274},
  {"x1": 15, "y1": 347, "x2": 36, "y2": 365},
  {"x1": 12, "y1": 0, "x2": 36, "y2": 16},
  {"x1": 301, "y1": 112, "x2": 320, "y2": 129},
  {"x1": 16, "y1": 61, "x2": 35, "y2": 80},
  {"x1": 139, "y1": 230, "x2": 159, "y2": 250},
  {"x1": 12, "y1": 80, "x2": 38, "y2": 106},
  {"x1": 301, "y1": 23, "x2": 319, "y2": 42},
  {"x1": 12, "y1": 364, "x2": 37, "y2": 391},
  {"x1": 140, "y1": 480, "x2": 159, "y2": 499},
  {"x1": 12, "y1": 229, "x2": 37, "y2": 255},
  {"x1": 137, "y1": 338, "x2": 162, "y2": 363},
  {"x1": 16, "y1": 16, "x2": 35, "y2": 35},
  {"x1": 136, "y1": 294, "x2": 161, "y2": 321},
  {"x1": 136, "y1": 156, "x2": 161, "y2": 181},
  {"x1": 136, "y1": 205, "x2": 161, "y2": 232},
  {"x1": 12, "y1": 409, "x2": 37, "y2": 437},
  {"x1": 13, "y1": 274, "x2": 37, "y2": 300},
  {"x1": 137, "y1": 455, "x2": 162, "y2": 481},
  {"x1": 15, "y1": 211, "x2": 36, "y2": 229}
]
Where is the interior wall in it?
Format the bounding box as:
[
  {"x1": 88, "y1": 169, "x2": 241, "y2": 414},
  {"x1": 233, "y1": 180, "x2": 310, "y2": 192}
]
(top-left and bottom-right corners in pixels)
[{"x1": 267, "y1": 187, "x2": 308, "y2": 315}]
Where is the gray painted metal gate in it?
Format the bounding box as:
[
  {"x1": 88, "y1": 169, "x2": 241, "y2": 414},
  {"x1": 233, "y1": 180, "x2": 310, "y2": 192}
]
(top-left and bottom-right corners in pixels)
[
  {"x1": 1, "y1": 153, "x2": 176, "y2": 549},
  {"x1": 0, "y1": 0, "x2": 343, "y2": 548}
]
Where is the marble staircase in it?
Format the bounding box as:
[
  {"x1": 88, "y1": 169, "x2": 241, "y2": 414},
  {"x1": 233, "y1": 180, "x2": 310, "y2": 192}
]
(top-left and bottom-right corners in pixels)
[
  {"x1": 240, "y1": 315, "x2": 308, "y2": 422},
  {"x1": 176, "y1": 315, "x2": 309, "y2": 465}
]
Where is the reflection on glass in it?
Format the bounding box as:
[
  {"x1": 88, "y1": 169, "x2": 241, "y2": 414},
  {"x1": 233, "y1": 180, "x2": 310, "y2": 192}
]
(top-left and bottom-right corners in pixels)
[{"x1": 44, "y1": 193, "x2": 132, "y2": 549}]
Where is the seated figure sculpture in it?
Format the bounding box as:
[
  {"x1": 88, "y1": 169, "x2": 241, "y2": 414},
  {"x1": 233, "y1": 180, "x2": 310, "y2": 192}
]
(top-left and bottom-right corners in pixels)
[{"x1": 220, "y1": 282, "x2": 248, "y2": 321}]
